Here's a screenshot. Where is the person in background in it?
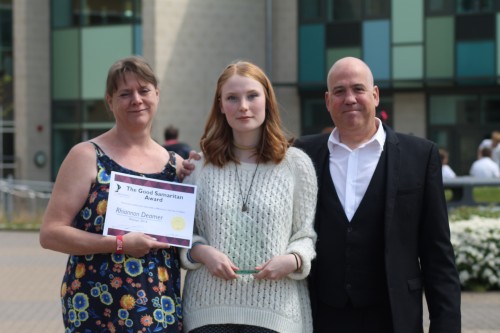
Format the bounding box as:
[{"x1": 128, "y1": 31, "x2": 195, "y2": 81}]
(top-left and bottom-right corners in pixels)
[
  {"x1": 439, "y1": 148, "x2": 457, "y2": 178},
  {"x1": 40, "y1": 56, "x2": 184, "y2": 332},
  {"x1": 477, "y1": 131, "x2": 500, "y2": 165},
  {"x1": 180, "y1": 61, "x2": 318, "y2": 333},
  {"x1": 163, "y1": 125, "x2": 192, "y2": 159},
  {"x1": 470, "y1": 147, "x2": 500, "y2": 178},
  {"x1": 294, "y1": 56, "x2": 461, "y2": 333}
]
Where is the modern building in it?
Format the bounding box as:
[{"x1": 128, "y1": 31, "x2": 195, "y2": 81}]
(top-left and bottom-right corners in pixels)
[
  {"x1": 2, "y1": 0, "x2": 500, "y2": 181},
  {"x1": 299, "y1": 0, "x2": 500, "y2": 174}
]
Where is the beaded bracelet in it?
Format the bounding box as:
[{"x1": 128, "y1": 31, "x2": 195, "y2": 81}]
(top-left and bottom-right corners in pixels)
[
  {"x1": 291, "y1": 252, "x2": 300, "y2": 271},
  {"x1": 187, "y1": 242, "x2": 204, "y2": 263}
]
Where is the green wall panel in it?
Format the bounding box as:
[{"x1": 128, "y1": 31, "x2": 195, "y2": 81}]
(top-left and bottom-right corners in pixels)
[
  {"x1": 393, "y1": 45, "x2": 423, "y2": 79},
  {"x1": 81, "y1": 26, "x2": 133, "y2": 99},
  {"x1": 497, "y1": 13, "x2": 500, "y2": 77},
  {"x1": 392, "y1": 0, "x2": 423, "y2": 43},
  {"x1": 426, "y1": 17, "x2": 454, "y2": 79},
  {"x1": 429, "y1": 96, "x2": 457, "y2": 125},
  {"x1": 326, "y1": 48, "x2": 362, "y2": 69},
  {"x1": 52, "y1": 29, "x2": 79, "y2": 100}
]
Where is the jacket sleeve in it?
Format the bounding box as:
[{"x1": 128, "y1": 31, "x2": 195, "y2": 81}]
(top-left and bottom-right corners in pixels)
[{"x1": 419, "y1": 143, "x2": 462, "y2": 332}]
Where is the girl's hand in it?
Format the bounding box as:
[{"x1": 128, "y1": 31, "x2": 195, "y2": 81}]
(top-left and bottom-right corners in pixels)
[
  {"x1": 191, "y1": 245, "x2": 239, "y2": 280},
  {"x1": 253, "y1": 254, "x2": 299, "y2": 280}
]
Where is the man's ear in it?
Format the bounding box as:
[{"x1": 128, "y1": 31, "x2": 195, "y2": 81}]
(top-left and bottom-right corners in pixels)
[{"x1": 373, "y1": 85, "x2": 380, "y2": 106}]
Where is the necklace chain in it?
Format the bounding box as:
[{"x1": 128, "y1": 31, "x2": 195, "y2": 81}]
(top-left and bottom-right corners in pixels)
[
  {"x1": 234, "y1": 162, "x2": 259, "y2": 212},
  {"x1": 233, "y1": 142, "x2": 257, "y2": 151}
]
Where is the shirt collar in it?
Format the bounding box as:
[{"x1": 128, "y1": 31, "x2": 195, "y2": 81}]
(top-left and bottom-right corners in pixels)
[{"x1": 328, "y1": 117, "x2": 386, "y2": 152}]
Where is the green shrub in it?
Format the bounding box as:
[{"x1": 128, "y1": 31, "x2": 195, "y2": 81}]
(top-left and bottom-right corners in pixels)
[{"x1": 449, "y1": 206, "x2": 500, "y2": 222}]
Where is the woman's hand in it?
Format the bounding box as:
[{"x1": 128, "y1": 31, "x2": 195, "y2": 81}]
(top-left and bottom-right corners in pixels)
[{"x1": 122, "y1": 232, "x2": 170, "y2": 257}]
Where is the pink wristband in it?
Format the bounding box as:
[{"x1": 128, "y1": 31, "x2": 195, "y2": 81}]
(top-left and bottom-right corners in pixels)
[{"x1": 116, "y1": 235, "x2": 124, "y2": 254}]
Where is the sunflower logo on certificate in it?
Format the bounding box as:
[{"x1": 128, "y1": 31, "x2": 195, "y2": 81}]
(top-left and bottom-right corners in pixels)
[{"x1": 171, "y1": 216, "x2": 186, "y2": 231}]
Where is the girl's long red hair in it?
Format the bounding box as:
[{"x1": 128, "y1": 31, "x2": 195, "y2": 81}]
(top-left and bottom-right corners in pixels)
[{"x1": 201, "y1": 61, "x2": 289, "y2": 167}]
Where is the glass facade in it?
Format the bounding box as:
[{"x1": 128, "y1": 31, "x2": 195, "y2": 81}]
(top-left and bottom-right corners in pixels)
[
  {"x1": 51, "y1": 0, "x2": 141, "y2": 28},
  {"x1": 428, "y1": 93, "x2": 500, "y2": 173},
  {"x1": 0, "y1": 0, "x2": 13, "y2": 178},
  {"x1": 50, "y1": 0, "x2": 141, "y2": 178},
  {"x1": 299, "y1": 0, "x2": 500, "y2": 174}
]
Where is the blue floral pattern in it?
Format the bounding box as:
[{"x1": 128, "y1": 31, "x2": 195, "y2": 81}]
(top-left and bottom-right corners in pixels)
[{"x1": 61, "y1": 142, "x2": 183, "y2": 332}]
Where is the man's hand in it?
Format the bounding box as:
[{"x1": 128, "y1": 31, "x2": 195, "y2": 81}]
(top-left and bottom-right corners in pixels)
[{"x1": 179, "y1": 150, "x2": 201, "y2": 181}]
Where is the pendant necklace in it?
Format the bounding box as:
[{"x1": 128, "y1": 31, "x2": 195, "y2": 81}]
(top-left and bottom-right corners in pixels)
[{"x1": 234, "y1": 161, "x2": 260, "y2": 212}]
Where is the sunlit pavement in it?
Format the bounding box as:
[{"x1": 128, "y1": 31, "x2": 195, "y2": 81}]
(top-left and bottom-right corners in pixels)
[{"x1": 1, "y1": 231, "x2": 499, "y2": 332}]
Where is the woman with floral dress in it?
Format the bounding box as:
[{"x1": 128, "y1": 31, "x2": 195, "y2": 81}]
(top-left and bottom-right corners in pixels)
[{"x1": 40, "y1": 56, "x2": 184, "y2": 332}]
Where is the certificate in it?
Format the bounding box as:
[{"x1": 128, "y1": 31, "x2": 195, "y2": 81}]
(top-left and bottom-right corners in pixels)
[{"x1": 103, "y1": 171, "x2": 196, "y2": 248}]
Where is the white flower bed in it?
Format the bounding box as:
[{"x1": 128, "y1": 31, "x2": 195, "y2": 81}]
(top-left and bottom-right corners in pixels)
[{"x1": 450, "y1": 217, "x2": 500, "y2": 290}]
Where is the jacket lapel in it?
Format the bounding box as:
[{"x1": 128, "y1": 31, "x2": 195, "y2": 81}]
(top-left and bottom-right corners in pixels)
[{"x1": 383, "y1": 125, "x2": 400, "y2": 243}]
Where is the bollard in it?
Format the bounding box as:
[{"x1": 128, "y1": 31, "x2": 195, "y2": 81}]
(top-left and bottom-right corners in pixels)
[{"x1": 5, "y1": 174, "x2": 13, "y2": 224}]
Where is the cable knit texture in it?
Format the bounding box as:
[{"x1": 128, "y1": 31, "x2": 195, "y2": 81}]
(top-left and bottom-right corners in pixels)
[{"x1": 180, "y1": 147, "x2": 317, "y2": 333}]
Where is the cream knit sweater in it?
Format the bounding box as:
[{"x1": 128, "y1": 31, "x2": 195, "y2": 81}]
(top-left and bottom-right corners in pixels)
[{"x1": 180, "y1": 147, "x2": 317, "y2": 333}]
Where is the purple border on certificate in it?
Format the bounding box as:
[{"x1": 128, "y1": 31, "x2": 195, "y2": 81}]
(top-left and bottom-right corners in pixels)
[
  {"x1": 107, "y1": 228, "x2": 191, "y2": 247},
  {"x1": 115, "y1": 174, "x2": 195, "y2": 194}
]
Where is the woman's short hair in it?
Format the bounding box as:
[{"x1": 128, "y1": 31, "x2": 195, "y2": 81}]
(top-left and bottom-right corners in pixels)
[{"x1": 105, "y1": 55, "x2": 158, "y2": 98}]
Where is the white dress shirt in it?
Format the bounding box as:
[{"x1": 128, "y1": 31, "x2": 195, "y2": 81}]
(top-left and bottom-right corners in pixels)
[
  {"x1": 442, "y1": 164, "x2": 456, "y2": 178},
  {"x1": 469, "y1": 157, "x2": 500, "y2": 178},
  {"x1": 328, "y1": 118, "x2": 386, "y2": 221}
]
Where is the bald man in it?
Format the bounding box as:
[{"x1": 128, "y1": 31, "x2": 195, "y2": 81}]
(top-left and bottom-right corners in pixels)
[{"x1": 295, "y1": 57, "x2": 461, "y2": 333}]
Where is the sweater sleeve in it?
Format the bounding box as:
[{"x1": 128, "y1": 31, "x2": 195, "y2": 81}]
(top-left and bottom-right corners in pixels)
[
  {"x1": 179, "y1": 158, "x2": 209, "y2": 270},
  {"x1": 285, "y1": 147, "x2": 318, "y2": 280},
  {"x1": 180, "y1": 234, "x2": 209, "y2": 270}
]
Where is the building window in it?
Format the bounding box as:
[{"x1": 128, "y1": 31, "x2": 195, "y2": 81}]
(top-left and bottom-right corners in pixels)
[
  {"x1": 83, "y1": 100, "x2": 112, "y2": 123},
  {"x1": 426, "y1": 0, "x2": 455, "y2": 15},
  {"x1": 457, "y1": 0, "x2": 494, "y2": 13},
  {"x1": 299, "y1": 0, "x2": 324, "y2": 22},
  {"x1": 51, "y1": 0, "x2": 141, "y2": 179},
  {"x1": 364, "y1": 0, "x2": 390, "y2": 19},
  {"x1": 482, "y1": 94, "x2": 500, "y2": 123},
  {"x1": 331, "y1": 0, "x2": 362, "y2": 21},
  {"x1": 300, "y1": 0, "x2": 390, "y2": 23},
  {"x1": 428, "y1": 93, "x2": 500, "y2": 174},
  {"x1": 52, "y1": 100, "x2": 111, "y2": 177},
  {"x1": 52, "y1": 0, "x2": 141, "y2": 28},
  {"x1": 0, "y1": 0, "x2": 13, "y2": 177},
  {"x1": 301, "y1": 96, "x2": 332, "y2": 135},
  {"x1": 329, "y1": 0, "x2": 389, "y2": 21}
]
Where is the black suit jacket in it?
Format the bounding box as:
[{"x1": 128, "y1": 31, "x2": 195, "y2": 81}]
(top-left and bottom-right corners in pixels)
[{"x1": 294, "y1": 125, "x2": 461, "y2": 333}]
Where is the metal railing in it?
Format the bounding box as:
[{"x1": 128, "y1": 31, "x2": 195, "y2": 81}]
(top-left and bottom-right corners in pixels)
[
  {"x1": 443, "y1": 176, "x2": 500, "y2": 207},
  {"x1": 0, "y1": 176, "x2": 53, "y2": 225}
]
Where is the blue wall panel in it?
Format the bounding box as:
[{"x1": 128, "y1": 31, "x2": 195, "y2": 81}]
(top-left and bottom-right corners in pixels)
[
  {"x1": 457, "y1": 41, "x2": 495, "y2": 78},
  {"x1": 363, "y1": 20, "x2": 390, "y2": 81},
  {"x1": 299, "y1": 24, "x2": 325, "y2": 83},
  {"x1": 134, "y1": 24, "x2": 142, "y2": 55}
]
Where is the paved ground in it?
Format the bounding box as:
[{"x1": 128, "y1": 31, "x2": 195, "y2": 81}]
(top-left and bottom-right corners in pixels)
[{"x1": 1, "y1": 231, "x2": 499, "y2": 332}]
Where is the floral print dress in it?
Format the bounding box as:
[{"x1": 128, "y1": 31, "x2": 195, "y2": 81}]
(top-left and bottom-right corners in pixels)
[{"x1": 61, "y1": 142, "x2": 183, "y2": 333}]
